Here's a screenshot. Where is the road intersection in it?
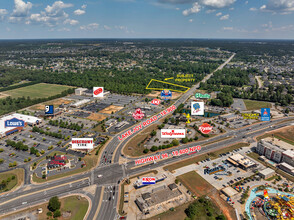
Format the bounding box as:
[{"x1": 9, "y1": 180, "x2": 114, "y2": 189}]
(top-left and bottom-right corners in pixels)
[{"x1": 1, "y1": 53, "x2": 292, "y2": 220}]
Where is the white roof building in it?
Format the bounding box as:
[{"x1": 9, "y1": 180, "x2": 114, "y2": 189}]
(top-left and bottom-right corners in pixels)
[{"x1": 0, "y1": 113, "x2": 42, "y2": 136}]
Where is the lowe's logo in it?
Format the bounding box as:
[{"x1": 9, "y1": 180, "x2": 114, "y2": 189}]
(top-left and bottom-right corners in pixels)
[{"x1": 5, "y1": 118, "x2": 25, "y2": 127}]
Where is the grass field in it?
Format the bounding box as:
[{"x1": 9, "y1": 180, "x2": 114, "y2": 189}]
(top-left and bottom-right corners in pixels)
[
  {"x1": 243, "y1": 99, "x2": 272, "y2": 111},
  {"x1": 177, "y1": 171, "x2": 236, "y2": 220},
  {"x1": 61, "y1": 196, "x2": 89, "y2": 220},
  {"x1": 256, "y1": 126, "x2": 294, "y2": 145},
  {"x1": 123, "y1": 124, "x2": 159, "y2": 157},
  {"x1": 147, "y1": 202, "x2": 190, "y2": 220},
  {"x1": 178, "y1": 171, "x2": 213, "y2": 197},
  {"x1": 164, "y1": 142, "x2": 249, "y2": 172},
  {"x1": 0, "y1": 169, "x2": 24, "y2": 193},
  {"x1": 1, "y1": 83, "x2": 72, "y2": 99},
  {"x1": 0, "y1": 195, "x2": 89, "y2": 220}
]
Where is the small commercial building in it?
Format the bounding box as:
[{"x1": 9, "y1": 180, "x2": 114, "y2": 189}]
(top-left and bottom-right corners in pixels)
[
  {"x1": 227, "y1": 153, "x2": 257, "y2": 170},
  {"x1": 70, "y1": 99, "x2": 91, "y2": 108},
  {"x1": 279, "y1": 162, "x2": 294, "y2": 175},
  {"x1": 219, "y1": 114, "x2": 239, "y2": 122},
  {"x1": 47, "y1": 155, "x2": 67, "y2": 169},
  {"x1": 259, "y1": 168, "x2": 275, "y2": 179},
  {"x1": 135, "y1": 184, "x2": 183, "y2": 214},
  {"x1": 75, "y1": 88, "x2": 88, "y2": 96},
  {"x1": 115, "y1": 121, "x2": 129, "y2": 129},
  {"x1": 221, "y1": 186, "x2": 239, "y2": 197},
  {"x1": 105, "y1": 119, "x2": 117, "y2": 127}
]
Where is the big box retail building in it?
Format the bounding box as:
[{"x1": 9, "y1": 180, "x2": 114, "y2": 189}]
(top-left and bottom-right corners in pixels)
[{"x1": 0, "y1": 113, "x2": 42, "y2": 138}]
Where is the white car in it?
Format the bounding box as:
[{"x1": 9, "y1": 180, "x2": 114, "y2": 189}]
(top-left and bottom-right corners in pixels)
[{"x1": 97, "y1": 175, "x2": 103, "y2": 178}]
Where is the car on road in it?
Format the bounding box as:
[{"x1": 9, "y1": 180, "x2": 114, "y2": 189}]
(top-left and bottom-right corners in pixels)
[{"x1": 97, "y1": 175, "x2": 103, "y2": 178}]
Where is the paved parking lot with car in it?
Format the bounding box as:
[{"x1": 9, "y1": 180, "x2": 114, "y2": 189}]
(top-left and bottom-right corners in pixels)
[{"x1": 195, "y1": 147, "x2": 265, "y2": 190}]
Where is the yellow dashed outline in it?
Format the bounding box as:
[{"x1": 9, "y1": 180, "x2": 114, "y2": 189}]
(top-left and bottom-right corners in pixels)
[{"x1": 146, "y1": 79, "x2": 190, "y2": 93}]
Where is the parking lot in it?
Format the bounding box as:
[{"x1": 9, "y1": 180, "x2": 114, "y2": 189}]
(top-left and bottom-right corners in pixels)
[
  {"x1": 195, "y1": 147, "x2": 265, "y2": 190},
  {"x1": 0, "y1": 127, "x2": 63, "y2": 170},
  {"x1": 82, "y1": 103, "x2": 110, "y2": 112}
]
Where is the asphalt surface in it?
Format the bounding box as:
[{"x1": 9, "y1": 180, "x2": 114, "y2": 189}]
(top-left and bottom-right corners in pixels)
[{"x1": 4, "y1": 53, "x2": 288, "y2": 220}]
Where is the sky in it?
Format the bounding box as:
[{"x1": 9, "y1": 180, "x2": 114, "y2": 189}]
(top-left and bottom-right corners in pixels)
[{"x1": 0, "y1": 0, "x2": 294, "y2": 39}]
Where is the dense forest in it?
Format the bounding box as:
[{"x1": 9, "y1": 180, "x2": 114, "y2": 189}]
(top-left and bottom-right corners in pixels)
[{"x1": 200, "y1": 68, "x2": 293, "y2": 106}]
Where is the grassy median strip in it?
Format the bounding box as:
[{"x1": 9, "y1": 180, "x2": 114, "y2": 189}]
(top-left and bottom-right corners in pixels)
[{"x1": 0, "y1": 168, "x2": 24, "y2": 193}]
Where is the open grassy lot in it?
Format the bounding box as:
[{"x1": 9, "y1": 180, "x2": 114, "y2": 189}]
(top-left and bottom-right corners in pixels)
[
  {"x1": 256, "y1": 126, "x2": 294, "y2": 145},
  {"x1": 61, "y1": 196, "x2": 89, "y2": 220},
  {"x1": 0, "y1": 168, "x2": 24, "y2": 193},
  {"x1": 123, "y1": 124, "x2": 159, "y2": 157},
  {"x1": 243, "y1": 99, "x2": 272, "y2": 111},
  {"x1": 178, "y1": 171, "x2": 212, "y2": 197},
  {"x1": 147, "y1": 202, "x2": 190, "y2": 220},
  {"x1": 272, "y1": 126, "x2": 294, "y2": 145},
  {"x1": 164, "y1": 142, "x2": 249, "y2": 172},
  {"x1": 1, "y1": 83, "x2": 73, "y2": 99},
  {"x1": 0, "y1": 195, "x2": 89, "y2": 220},
  {"x1": 177, "y1": 171, "x2": 236, "y2": 220}
]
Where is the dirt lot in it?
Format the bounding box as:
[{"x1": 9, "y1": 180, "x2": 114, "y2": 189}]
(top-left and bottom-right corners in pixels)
[
  {"x1": 99, "y1": 105, "x2": 124, "y2": 114},
  {"x1": 177, "y1": 171, "x2": 236, "y2": 220},
  {"x1": 87, "y1": 113, "x2": 107, "y2": 121},
  {"x1": 271, "y1": 125, "x2": 294, "y2": 145},
  {"x1": 29, "y1": 98, "x2": 73, "y2": 110},
  {"x1": 0, "y1": 93, "x2": 10, "y2": 99}
]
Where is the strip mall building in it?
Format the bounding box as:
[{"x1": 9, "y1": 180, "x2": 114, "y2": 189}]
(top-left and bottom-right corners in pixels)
[{"x1": 0, "y1": 113, "x2": 42, "y2": 138}]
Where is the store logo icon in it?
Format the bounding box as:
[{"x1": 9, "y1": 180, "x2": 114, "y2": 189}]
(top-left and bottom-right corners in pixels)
[{"x1": 93, "y1": 87, "x2": 104, "y2": 97}]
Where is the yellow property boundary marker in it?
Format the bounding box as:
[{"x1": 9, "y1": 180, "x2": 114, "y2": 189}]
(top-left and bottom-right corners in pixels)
[{"x1": 145, "y1": 79, "x2": 190, "y2": 93}]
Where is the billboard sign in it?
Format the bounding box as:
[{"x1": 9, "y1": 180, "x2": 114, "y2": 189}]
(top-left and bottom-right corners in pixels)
[
  {"x1": 261, "y1": 108, "x2": 270, "y2": 121},
  {"x1": 161, "y1": 129, "x2": 186, "y2": 138},
  {"x1": 199, "y1": 123, "x2": 213, "y2": 134},
  {"x1": 132, "y1": 108, "x2": 144, "y2": 120},
  {"x1": 71, "y1": 138, "x2": 94, "y2": 149},
  {"x1": 204, "y1": 165, "x2": 226, "y2": 175},
  {"x1": 5, "y1": 118, "x2": 25, "y2": 127},
  {"x1": 151, "y1": 99, "x2": 160, "y2": 105},
  {"x1": 195, "y1": 93, "x2": 211, "y2": 99},
  {"x1": 93, "y1": 87, "x2": 104, "y2": 97},
  {"x1": 142, "y1": 177, "x2": 156, "y2": 185},
  {"x1": 45, "y1": 105, "x2": 54, "y2": 115},
  {"x1": 160, "y1": 90, "x2": 172, "y2": 100},
  {"x1": 191, "y1": 102, "x2": 204, "y2": 116}
]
